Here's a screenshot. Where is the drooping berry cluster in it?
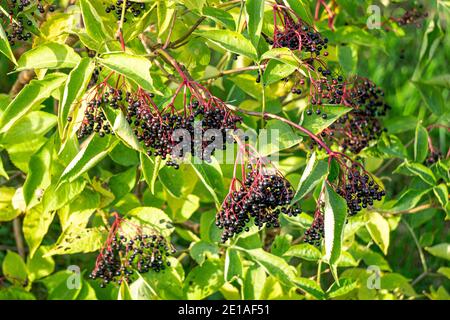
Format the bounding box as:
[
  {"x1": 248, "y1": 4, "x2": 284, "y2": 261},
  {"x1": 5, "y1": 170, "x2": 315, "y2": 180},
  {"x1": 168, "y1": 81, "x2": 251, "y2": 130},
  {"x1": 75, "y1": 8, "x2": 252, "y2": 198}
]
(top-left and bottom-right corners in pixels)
[
  {"x1": 390, "y1": 5, "x2": 428, "y2": 28},
  {"x1": 77, "y1": 85, "x2": 119, "y2": 139},
  {"x1": 104, "y1": 0, "x2": 146, "y2": 22},
  {"x1": 335, "y1": 160, "x2": 385, "y2": 216},
  {"x1": 216, "y1": 149, "x2": 301, "y2": 243},
  {"x1": 0, "y1": 0, "x2": 55, "y2": 45},
  {"x1": 271, "y1": 4, "x2": 328, "y2": 56},
  {"x1": 90, "y1": 213, "x2": 175, "y2": 288},
  {"x1": 304, "y1": 209, "x2": 324, "y2": 246},
  {"x1": 320, "y1": 77, "x2": 390, "y2": 154},
  {"x1": 125, "y1": 82, "x2": 241, "y2": 168}
]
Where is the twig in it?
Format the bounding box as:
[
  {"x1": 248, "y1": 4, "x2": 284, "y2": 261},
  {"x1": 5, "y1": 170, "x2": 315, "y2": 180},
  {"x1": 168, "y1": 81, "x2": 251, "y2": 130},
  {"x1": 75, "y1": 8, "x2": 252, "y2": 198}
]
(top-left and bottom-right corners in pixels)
[
  {"x1": 403, "y1": 221, "x2": 428, "y2": 274},
  {"x1": 12, "y1": 218, "x2": 25, "y2": 259},
  {"x1": 198, "y1": 65, "x2": 262, "y2": 81}
]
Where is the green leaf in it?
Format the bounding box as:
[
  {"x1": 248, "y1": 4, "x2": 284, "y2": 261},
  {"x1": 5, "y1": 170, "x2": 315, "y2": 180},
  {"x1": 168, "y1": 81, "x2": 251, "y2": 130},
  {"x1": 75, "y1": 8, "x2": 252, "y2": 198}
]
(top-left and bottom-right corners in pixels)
[
  {"x1": 292, "y1": 277, "x2": 325, "y2": 300},
  {"x1": 140, "y1": 153, "x2": 161, "y2": 194},
  {"x1": 433, "y1": 184, "x2": 449, "y2": 209},
  {"x1": 437, "y1": 267, "x2": 450, "y2": 279},
  {"x1": 27, "y1": 247, "x2": 55, "y2": 283},
  {"x1": 0, "y1": 23, "x2": 17, "y2": 65},
  {"x1": 99, "y1": 52, "x2": 158, "y2": 94},
  {"x1": 224, "y1": 248, "x2": 242, "y2": 281},
  {"x1": 23, "y1": 205, "x2": 55, "y2": 258},
  {"x1": 262, "y1": 59, "x2": 297, "y2": 85},
  {"x1": 420, "y1": 74, "x2": 450, "y2": 88},
  {"x1": 301, "y1": 106, "x2": 352, "y2": 134},
  {"x1": 103, "y1": 107, "x2": 142, "y2": 151},
  {"x1": 59, "y1": 57, "x2": 96, "y2": 138},
  {"x1": 243, "y1": 264, "x2": 266, "y2": 299},
  {"x1": 189, "y1": 156, "x2": 225, "y2": 206},
  {"x1": 381, "y1": 273, "x2": 417, "y2": 297},
  {"x1": 414, "y1": 82, "x2": 445, "y2": 115},
  {"x1": 0, "y1": 187, "x2": 20, "y2": 222},
  {"x1": 285, "y1": 0, "x2": 313, "y2": 25},
  {"x1": 260, "y1": 48, "x2": 301, "y2": 67},
  {"x1": 292, "y1": 152, "x2": 329, "y2": 203},
  {"x1": 23, "y1": 138, "x2": 54, "y2": 208},
  {"x1": 109, "y1": 167, "x2": 137, "y2": 203},
  {"x1": 16, "y1": 42, "x2": 81, "y2": 71},
  {"x1": 396, "y1": 161, "x2": 436, "y2": 186},
  {"x1": 283, "y1": 243, "x2": 322, "y2": 261},
  {"x1": 42, "y1": 179, "x2": 86, "y2": 213},
  {"x1": 190, "y1": 241, "x2": 219, "y2": 266},
  {"x1": 127, "y1": 207, "x2": 174, "y2": 238},
  {"x1": 0, "y1": 73, "x2": 66, "y2": 134},
  {"x1": 323, "y1": 182, "x2": 347, "y2": 279},
  {"x1": 246, "y1": 0, "x2": 265, "y2": 48},
  {"x1": 425, "y1": 243, "x2": 450, "y2": 261},
  {"x1": 258, "y1": 119, "x2": 302, "y2": 156},
  {"x1": 2, "y1": 251, "x2": 28, "y2": 286},
  {"x1": 365, "y1": 212, "x2": 390, "y2": 255},
  {"x1": 390, "y1": 188, "x2": 430, "y2": 213},
  {"x1": 140, "y1": 257, "x2": 185, "y2": 300},
  {"x1": 0, "y1": 287, "x2": 35, "y2": 300},
  {"x1": 157, "y1": 0, "x2": 175, "y2": 37},
  {"x1": 235, "y1": 247, "x2": 297, "y2": 286},
  {"x1": 80, "y1": 0, "x2": 111, "y2": 42},
  {"x1": 183, "y1": 259, "x2": 224, "y2": 300},
  {"x1": 118, "y1": 281, "x2": 133, "y2": 300},
  {"x1": 338, "y1": 45, "x2": 357, "y2": 74},
  {"x1": 414, "y1": 124, "x2": 429, "y2": 163},
  {"x1": 327, "y1": 278, "x2": 358, "y2": 298},
  {"x1": 60, "y1": 134, "x2": 118, "y2": 183},
  {"x1": 194, "y1": 29, "x2": 258, "y2": 60},
  {"x1": 203, "y1": 7, "x2": 236, "y2": 30},
  {"x1": 45, "y1": 227, "x2": 105, "y2": 256}
]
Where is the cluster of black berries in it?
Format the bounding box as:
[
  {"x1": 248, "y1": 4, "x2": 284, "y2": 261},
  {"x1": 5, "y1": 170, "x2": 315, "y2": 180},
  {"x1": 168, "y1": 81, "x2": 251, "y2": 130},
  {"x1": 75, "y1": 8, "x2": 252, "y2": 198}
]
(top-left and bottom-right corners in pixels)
[
  {"x1": 304, "y1": 74, "x2": 346, "y2": 120},
  {"x1": 0, "y1": 0, "x2": 55, "y2": 45},
  {"x1": 271, "y1": 6, "x2": 328, "y2": 56},
  {"x1": 304, "y1": 211, "x2": 324, "y2": 246},
  {"x1": 105, "y1": 0, "x2": 146, "y2": 21},
  {"x1": 425, "y1": 150, "x2": 442, "y2": 165},
  {"x1": 336, "y1": 163, "x2": 385, "y2": 216},
  {"x1": 216, "y1": 163, "x2": 301, "y2": 243},
  {"x1": 90, "y1": 213, "x2": 175, "y2": 288},
  {"x1": 391, "y1": 5, "x2": 428, "y2": 28},
  {"x1": 323, "y1": 78, "x2": 389, "y2": 154},
  {"x1": 90, "y1": 233, "x2": 175, "y2": 287},
  {"x1": 77, "y1": 87, "x2": 119, "y2": 139},
  {"x1": 125, "y1": 89, "x2": 241, "y2": 168}
]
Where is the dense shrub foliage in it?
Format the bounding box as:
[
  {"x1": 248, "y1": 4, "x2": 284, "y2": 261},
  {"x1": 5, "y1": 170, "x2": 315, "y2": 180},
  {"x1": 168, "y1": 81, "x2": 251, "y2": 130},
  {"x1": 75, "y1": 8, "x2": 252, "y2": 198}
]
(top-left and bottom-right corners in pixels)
[{"x1": 0, "y1": 0, "x2": 449, "y2": 300}]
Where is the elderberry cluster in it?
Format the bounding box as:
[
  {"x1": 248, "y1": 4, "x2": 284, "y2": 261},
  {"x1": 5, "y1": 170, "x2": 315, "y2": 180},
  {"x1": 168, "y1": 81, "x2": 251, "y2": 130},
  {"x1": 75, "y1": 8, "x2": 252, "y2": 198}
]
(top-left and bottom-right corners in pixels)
[
  {"x1": 0, "y1": 0, "x2": 55, "y2": 45},
  {"x1": 304, "y1": 212, "x2": 324, "y2": 246},
  {"x1": 304, "y1": 74, "x2": 346, "y2": 120},
  {"x1": 90, "y1": 233, "x2": 175, "y2": 287},
  {"x1": 336, "y1": 164, "x2": 385, "y2": 216},
  {"x1": 104, "y1": 0, "x2": 146, "y2": 22},
  {"x1": 77, "y1": 88, "x2": 120, "y2": 139},
  {"x1": 425, "y1": 150, "x2": 442, "y2": 165},
  {"x1": 271, "y1": 6, "x2": 328, "y2": 56},
  {"x1": 126, "y1": 95, "x2": 241, "y2": 168},
  {"x1": 216, "y1": 165, "x2": 301, "y2": 243},
  {"x1": 392, "y1": 5, "x2": 428, "y2": 28}
]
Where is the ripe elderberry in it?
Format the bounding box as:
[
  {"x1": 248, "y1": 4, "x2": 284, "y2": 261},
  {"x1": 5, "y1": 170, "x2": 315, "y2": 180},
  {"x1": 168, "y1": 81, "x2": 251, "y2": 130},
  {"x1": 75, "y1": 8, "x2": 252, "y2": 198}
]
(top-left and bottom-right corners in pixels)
[
  {"x1": 216, "y1": 153, "x2": 301, "y2": 243},
  {"x1": 105, "y1": 0, "x2": 146, "y2": 22},
  {"x1": 304, "y1": 209, "x2": 324, "y2": 246},
  {"x1": 90, "y1": 213, "x2": 176, "y2": 288},
  {"x1": 335, "y1": 160, "x2": 386, "y2": 216},
  {"x1": 271, "y1": 5, "x2": 328, "y2": 56},
  {"x1": 0, "y1": 0, "x2": 53, "y2": 45},
  {"x1": 125, "y1": 81, "x2": 241, "y2": 167}
]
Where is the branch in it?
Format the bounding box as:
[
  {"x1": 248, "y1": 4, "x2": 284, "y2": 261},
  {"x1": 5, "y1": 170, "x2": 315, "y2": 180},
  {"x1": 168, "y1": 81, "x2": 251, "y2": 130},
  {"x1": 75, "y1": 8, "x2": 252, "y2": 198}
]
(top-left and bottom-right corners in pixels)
[
  {"x1": 13, "y1": 218, "x2": 25, "y2": 259},
  {"x1": 198, "y1": 65, "x2": 263, "y2": 81}
]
